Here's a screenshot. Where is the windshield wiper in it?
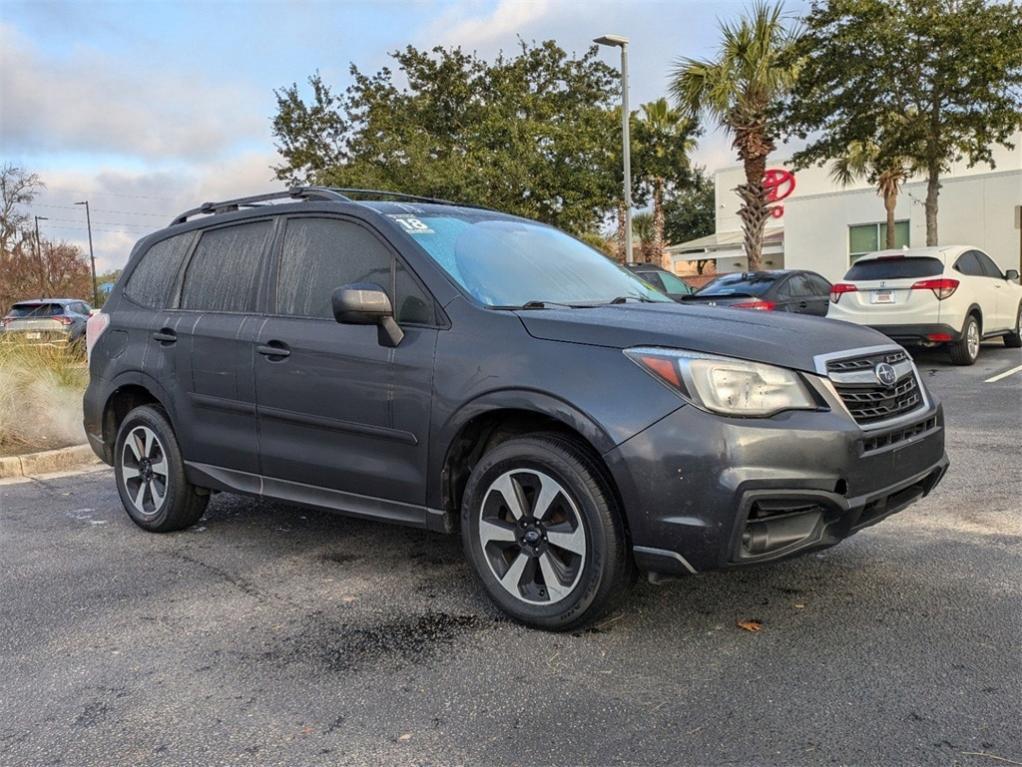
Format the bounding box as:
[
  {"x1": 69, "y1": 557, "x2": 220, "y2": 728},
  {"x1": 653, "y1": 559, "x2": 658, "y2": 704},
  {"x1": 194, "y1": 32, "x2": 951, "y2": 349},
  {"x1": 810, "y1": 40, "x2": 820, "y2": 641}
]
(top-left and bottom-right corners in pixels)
[
  {"x1": 605, "y1": 295, "x2": 658, "y2": 304},
  {"x1": 489, "y1": 300, "x2": 588, "y2": 310}
]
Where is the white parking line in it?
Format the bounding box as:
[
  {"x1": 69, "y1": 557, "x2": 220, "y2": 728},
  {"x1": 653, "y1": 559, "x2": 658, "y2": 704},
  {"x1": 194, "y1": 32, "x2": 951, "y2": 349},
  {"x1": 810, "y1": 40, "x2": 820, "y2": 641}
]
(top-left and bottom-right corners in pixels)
[{"x1": 984, "y1": 363, "x2": 1022, "y2": 384}]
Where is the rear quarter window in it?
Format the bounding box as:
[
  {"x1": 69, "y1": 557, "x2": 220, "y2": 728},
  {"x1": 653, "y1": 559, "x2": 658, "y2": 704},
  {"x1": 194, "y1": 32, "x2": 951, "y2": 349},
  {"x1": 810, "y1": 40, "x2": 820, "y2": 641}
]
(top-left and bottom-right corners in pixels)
[
  {"x1": 125, "y1": 232, "x2": 196, "y2": 308},
  {"x1": 844, "y1": 257, "x2": 943, "y2": 281}
]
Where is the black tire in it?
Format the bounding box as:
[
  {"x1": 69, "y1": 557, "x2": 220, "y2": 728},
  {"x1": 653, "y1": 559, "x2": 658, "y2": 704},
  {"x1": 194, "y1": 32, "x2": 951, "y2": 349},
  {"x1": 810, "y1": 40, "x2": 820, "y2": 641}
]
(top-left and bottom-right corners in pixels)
[
  {"x1": 949, "y1": 314, "x2": 981, "y2": 366},
  {"x1": 1004, "y1": 304, "x2": 1022, "y2": 349},
  {"x1": 113, "y1": 405, "x2": 208, "y2": 532},
  {"x1": 461, "y1": 433, "x2": 632, "y2": 631}
]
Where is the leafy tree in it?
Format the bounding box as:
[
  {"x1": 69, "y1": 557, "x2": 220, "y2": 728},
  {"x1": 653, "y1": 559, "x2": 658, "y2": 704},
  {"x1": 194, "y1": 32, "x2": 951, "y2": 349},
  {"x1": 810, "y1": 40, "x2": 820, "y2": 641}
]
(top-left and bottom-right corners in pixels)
[
  {"x1": 0, "y1": 164, "x2": 43, "y2": 262},
  {"x1": 633, "y1": 99, "x2": 699, "y2": 265},
  {"x1": 670, "y1": 2, "x2": 801, "y2": 270},
  {"x1": 785, "y1": 0, "x2": 1022, "y2": 246},
  {"x1": 830, "y1": 141, "x2": 911, "y2": 249},
  {"x1": 273, "y1": 41, "x2": 622, "y2": 234},
  {"x1": 663, "y1": 169, "x2": 716, "y2": 246}
]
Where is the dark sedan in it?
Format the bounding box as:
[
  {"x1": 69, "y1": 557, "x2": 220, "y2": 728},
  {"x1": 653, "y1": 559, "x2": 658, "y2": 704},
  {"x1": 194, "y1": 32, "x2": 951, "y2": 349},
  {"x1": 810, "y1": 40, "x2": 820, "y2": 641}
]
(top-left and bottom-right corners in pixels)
[
  {"x1": 683, "y1": 270, "x2": 832, "y2": 315},
  {"x1": 624, "y1": 264, "x2": 695, "y2": 301},
  {"x1": 1, "y1": 299, "x2": 92, "y2": 350}
]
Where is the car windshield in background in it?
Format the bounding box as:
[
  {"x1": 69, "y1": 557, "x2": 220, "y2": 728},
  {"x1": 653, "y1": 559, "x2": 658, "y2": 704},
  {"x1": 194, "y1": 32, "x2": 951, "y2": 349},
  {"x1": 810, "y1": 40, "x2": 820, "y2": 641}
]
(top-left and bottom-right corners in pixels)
[
  {"x1": 845, "y1": 257, "x2": 944, "y2": 281},
  {"x1": 7, "y1": 303, "x2": 63, "y2": 317},
  {"x1": 386, "y1": 212, "x2": 669, "y2": 308},
  {"x1": 696, "y1": 273, "x2": 777, "y2": 298}
]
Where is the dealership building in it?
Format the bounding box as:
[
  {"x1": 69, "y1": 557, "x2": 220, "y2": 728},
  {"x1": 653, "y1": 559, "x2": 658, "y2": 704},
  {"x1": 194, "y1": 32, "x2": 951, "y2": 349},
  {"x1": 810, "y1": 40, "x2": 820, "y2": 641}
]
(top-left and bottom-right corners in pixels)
[{"x1": 668, "y1": 131, "x2": 1022, "y2": 282}]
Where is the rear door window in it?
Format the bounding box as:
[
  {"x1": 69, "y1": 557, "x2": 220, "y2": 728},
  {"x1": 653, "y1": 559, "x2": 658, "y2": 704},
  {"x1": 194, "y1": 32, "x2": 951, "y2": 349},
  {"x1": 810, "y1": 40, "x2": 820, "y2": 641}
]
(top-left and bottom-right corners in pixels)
[
  {"x1": 180, "y1": 222, "x2": 271, "y2": 312},
  {"x1": 785, "y1": 274, "x2": 813, "y2": 297},
  {"x1": 125, "y1": 232, "x2": 196, "y2": 308},
  {"x1": 845, "y1": 257, "x2": 944, "y2": 281}
]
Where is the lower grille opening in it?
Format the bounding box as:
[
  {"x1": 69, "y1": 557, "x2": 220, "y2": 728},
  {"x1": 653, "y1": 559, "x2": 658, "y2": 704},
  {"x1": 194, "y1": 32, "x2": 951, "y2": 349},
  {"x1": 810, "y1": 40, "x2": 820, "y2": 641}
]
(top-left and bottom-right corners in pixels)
[
  {"x1": 862, "y1": 416, "x2": 938, "y2": 453},
  {"x1": 741, "y1": 500, "x2": 826, "y2": 558}
]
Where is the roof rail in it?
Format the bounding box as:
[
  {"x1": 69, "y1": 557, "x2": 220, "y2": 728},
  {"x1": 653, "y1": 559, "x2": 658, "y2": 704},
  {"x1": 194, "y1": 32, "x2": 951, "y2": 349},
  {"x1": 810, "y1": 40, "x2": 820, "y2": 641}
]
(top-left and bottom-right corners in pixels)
[
  {"x1": 328, "y1": 188, "x2": 480, "y2": 208},
  {"x1": 168, "y1": 186, "x2": 352, "y2": 226}
]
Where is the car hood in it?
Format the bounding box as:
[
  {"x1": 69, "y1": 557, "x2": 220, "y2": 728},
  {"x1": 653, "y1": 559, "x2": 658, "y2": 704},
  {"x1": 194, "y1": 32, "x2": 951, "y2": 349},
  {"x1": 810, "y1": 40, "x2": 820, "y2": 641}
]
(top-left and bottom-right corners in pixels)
[{"x1": 516, "y1": 303, "x2": 892, "y2": 374}]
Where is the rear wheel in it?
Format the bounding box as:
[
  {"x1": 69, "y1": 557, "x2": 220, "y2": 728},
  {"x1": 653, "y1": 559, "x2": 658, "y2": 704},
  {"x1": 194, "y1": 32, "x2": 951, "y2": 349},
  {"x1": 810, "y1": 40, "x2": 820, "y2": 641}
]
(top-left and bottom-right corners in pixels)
[
  {"x1": 1004, "y1": 304, "x2": 1022, "y2": 349},
  {"x1": 461, "y1": 433, "x2": 632, "y2": 631},
  {"x1": 114, "y1": 405, "x2": 208, "y2": 532},
  {"x1": 949, "y1": 315, "x2": 980, "y2": 366}
]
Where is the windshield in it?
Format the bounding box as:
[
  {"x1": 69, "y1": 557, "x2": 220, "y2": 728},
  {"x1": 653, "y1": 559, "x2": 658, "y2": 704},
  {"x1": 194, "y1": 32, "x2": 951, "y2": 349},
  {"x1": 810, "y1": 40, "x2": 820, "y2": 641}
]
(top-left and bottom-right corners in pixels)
[
  {"x1": 845, "y1": 257, "x2": 943, "y2": 281},
  {"x1": 386, "y1": 212, "x2": 669, "y2": 308},
  {"x1": 695, "y1": 273, "x2": 778, "y2": 298}
]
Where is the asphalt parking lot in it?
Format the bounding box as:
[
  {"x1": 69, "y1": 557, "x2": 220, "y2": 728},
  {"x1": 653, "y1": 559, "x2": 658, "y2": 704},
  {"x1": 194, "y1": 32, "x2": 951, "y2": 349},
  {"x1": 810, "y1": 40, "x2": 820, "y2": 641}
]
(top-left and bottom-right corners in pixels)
[{"x1": 1, "y1": 344, "x2": 1020, "y2": 767}]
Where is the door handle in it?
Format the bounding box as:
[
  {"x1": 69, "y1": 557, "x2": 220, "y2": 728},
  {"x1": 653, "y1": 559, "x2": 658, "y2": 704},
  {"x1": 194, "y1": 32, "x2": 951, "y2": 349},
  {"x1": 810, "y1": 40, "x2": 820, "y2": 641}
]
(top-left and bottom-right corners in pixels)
[
  {"x1": 798, "y1": 301, "x2": 808, "y2": 309},
  {"x1": 257, "y1": 342, "x2": 290, "y2": 359},
  {"x1": 152, "y1": 329, "x2": 176, "y2": 344}
]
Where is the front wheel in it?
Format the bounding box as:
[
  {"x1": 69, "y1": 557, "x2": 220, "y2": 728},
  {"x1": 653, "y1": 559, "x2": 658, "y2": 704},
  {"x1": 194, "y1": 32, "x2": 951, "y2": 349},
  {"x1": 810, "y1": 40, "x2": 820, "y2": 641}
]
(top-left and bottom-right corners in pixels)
[
  {"x1": 114, "y1": 405, "x2": 208, "y2": 532},
  {"x1": 461, "y1": 434, "x2": 632, "y2": 631},
  {"x1": 949, "y1": 315, "x2": 981, "y2": 366}
]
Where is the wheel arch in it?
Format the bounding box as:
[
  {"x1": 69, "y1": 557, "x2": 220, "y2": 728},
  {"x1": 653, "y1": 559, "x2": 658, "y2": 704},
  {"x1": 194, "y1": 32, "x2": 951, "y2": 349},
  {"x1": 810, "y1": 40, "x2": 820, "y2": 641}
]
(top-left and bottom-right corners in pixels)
[
  {"x1": 99, "y1": 372, "x2": 175, "y2": 464},
  {"x1": 433, "y1": 391, "x2": 622, "y2": 527}
]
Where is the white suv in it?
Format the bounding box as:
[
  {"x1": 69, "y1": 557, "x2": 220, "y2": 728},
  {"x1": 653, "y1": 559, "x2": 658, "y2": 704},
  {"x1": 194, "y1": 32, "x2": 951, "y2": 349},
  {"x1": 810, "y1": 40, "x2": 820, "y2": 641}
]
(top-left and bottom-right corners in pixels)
[{"x1": 828, "y1": 246, "x2": 1022, "y2": 365}]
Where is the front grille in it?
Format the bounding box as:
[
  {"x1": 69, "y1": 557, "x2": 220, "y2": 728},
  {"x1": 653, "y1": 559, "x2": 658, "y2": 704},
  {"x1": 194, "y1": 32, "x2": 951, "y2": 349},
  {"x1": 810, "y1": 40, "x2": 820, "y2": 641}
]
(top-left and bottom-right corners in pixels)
[
  {"x1": 827, "y1": 350, "x2": 924, "y2": 425},
  {"x1": 826, "y1": 350, "x2": 908, "y2": 372}
]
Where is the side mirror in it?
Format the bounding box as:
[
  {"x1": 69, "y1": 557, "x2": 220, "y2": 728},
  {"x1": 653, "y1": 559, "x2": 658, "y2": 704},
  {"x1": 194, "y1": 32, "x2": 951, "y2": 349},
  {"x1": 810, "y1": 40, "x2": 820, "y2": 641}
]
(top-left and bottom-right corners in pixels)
[
  {"x1": 331, "y1": 282, "x2": 404, "y2": 347},
  {"x1": 1005, "y1": 269, "x2": 1019, "y2": 282}
]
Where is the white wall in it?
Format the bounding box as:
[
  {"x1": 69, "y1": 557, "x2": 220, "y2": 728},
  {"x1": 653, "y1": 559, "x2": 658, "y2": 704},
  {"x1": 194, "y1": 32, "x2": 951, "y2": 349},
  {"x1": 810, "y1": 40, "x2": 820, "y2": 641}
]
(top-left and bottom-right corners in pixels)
[
  {"x1": 784, "y1": 170, "x2": 1022, "y2": 281},
  {"x1": 711, "y1": 131, "x2": 1022, "y2": 282}
]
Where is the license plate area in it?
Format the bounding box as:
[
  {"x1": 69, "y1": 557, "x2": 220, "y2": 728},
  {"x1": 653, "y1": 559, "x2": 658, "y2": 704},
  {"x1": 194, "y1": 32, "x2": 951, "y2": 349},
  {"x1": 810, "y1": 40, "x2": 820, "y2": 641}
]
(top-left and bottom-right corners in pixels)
[
  {"x1": 26, "y1": 332, "x2": 42, "y2": 339},
  {"x1": 871, "y1": 290, "x2": 895, "y2": 304}
]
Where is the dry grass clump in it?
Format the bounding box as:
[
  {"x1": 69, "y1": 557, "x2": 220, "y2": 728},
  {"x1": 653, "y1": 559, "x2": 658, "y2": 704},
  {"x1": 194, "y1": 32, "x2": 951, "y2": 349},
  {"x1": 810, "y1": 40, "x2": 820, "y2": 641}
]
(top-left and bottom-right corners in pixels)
[{"x1": 0, "y1": 340, "x2": 88, "y2": 455}]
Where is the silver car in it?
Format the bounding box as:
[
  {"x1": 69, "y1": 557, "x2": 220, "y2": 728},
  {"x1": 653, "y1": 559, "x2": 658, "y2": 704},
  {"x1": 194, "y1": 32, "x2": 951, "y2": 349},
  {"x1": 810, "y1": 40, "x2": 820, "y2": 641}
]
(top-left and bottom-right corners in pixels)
[{"x1": 1, "y1": 299, "x2": 92, "y2": 350}]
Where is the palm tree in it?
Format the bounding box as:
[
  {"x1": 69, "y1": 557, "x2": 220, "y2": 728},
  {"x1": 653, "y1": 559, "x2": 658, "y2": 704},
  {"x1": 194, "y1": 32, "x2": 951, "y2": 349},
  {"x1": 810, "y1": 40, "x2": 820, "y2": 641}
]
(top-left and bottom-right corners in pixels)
[
  {"x1": 634, "y1": 99, "x2": 697, "y2": 268},
  {"x1": 631, "y1": 212, "x2": 658, "y2": 263},
  {"x1": 831, "y1": 142, "x2": 911, "y2": 250},
  {"x1": 670, "y1": 2, "x2": 800, "y2": 270}
]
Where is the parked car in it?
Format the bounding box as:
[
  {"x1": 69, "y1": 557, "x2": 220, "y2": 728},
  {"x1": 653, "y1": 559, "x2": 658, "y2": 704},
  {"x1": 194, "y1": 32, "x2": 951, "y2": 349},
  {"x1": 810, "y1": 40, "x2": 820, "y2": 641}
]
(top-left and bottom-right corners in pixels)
[
  {"x1": 683, "y1": 270, "x2": 832, "y2": 315},
  {"x1": 84, "y1": 187, "x2": 948, "y2": 630},
  {"x1": 827, "y1": 247, "x2": 1022, "y2": 365},
  {"x1": 624, "y1": 264, "x2": 694, "y2": 301},
  {"x1": 1, "y1": 299, "x2": 92, "y2": 351}
]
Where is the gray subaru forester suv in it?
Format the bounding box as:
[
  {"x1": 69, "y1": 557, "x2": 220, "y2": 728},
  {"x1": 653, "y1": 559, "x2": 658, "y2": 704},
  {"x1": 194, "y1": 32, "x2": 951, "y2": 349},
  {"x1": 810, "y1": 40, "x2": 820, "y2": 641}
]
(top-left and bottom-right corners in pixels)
[{"x1": 83, "y1": 187, "x2": 949, "y2": 630}]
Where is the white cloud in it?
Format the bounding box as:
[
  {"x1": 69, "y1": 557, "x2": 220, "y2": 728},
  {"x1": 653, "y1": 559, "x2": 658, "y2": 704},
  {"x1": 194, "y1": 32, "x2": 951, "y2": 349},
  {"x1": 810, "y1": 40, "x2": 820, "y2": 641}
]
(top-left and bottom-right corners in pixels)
[
  {"x1": 0, "y1": 23, "x2": 266, "y2": 161},
  {"x1": 427, "y1": 0, "x2": 553, "y2": 48},
  {"x1": 28, "y1": 152, "x2": 281, "y2": 271}
]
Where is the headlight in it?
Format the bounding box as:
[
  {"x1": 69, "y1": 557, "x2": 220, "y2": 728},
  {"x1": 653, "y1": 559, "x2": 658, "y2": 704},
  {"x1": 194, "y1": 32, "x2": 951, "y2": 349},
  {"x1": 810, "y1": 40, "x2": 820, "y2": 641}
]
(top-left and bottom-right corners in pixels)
[{"x1": 625, "y1": 347, "x2": 817, "y2": 417}]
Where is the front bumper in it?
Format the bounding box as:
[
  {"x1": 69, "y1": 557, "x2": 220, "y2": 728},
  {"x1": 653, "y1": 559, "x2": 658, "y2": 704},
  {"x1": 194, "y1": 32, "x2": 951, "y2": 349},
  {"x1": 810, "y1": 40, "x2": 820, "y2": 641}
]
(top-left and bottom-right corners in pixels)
[{"x1": 604, "y1": 397, "x2": 948, "y2": 576}]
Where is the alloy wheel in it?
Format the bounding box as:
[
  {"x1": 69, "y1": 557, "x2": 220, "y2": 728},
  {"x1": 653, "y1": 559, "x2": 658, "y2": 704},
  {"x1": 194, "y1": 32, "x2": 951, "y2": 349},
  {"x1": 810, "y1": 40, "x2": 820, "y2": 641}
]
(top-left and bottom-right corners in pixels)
[
  {"x1": 967, "y1": 320, "x2": 980, "y2": 360},
  {"x1": 121, "y1": 426, "x2": 169, "y2": 516},
  {"x1": 478, "y1": 469, "x2": 587, "y2": 605}
]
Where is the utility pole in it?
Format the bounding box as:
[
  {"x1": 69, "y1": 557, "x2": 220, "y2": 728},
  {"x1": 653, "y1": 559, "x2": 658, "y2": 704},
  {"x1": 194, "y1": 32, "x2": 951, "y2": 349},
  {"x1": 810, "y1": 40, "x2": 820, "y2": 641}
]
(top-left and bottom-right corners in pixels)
[
  {"x1": 34, "y1": 215, "x2": 48, "y2": 296},
  {"x1": 594, "y1": 34, "x2": 633, "y2": 264},
  {"x1": 76, "y1": 201, "x2": 99, "y2": 305}
]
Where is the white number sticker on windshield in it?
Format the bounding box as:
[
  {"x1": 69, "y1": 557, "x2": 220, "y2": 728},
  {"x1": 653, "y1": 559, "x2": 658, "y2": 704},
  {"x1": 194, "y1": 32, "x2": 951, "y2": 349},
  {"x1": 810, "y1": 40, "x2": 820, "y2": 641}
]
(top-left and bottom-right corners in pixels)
[{"x1": 387, "y1": 215, "x2": 434, "y2": 234}]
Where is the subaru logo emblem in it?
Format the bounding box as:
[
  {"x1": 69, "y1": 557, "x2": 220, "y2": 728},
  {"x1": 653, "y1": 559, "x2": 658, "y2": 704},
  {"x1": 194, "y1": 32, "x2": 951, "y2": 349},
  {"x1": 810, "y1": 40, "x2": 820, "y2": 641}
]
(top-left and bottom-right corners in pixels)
[{"x1": 875, "y1": 362, "x2": 898, "y2": 387}]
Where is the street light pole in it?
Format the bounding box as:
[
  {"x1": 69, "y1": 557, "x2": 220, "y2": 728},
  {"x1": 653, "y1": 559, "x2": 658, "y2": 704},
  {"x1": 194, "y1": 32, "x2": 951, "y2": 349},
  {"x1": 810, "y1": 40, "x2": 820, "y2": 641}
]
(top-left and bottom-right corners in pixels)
[
  {"x1": 34, "y1": 215, "x2": 48, "y2": 296},
  {"x1": 594, "y1": 34, "x2": 633, "y2": 264},
  {"x1": 76, "y1": 201, "x2": 99, "y2": 306}
]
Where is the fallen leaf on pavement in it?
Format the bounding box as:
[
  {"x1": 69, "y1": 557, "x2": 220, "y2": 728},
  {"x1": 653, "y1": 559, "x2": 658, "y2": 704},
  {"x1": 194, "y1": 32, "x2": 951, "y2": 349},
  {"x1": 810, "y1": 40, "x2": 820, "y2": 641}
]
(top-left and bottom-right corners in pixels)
[
  {"x1": 398, "y1": 733, "x2": 412, "y2": 741},
  {"x1": 737, "y1": 619, "x2": 763, "y2": 632}
]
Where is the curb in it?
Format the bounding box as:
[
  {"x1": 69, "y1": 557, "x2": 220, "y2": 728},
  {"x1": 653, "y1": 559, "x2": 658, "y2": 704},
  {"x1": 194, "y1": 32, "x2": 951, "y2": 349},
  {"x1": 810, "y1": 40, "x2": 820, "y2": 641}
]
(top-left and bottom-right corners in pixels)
[{"x1": 0, "y1": 444, "x2": 101, "y2": 480}]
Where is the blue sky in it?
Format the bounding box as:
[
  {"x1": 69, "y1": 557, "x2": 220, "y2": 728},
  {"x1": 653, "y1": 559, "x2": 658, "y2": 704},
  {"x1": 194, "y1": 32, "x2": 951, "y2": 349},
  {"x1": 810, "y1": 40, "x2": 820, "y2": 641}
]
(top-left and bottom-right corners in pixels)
[{"x1": 1, "y1": 0, "x2": 808, "y2": 270}]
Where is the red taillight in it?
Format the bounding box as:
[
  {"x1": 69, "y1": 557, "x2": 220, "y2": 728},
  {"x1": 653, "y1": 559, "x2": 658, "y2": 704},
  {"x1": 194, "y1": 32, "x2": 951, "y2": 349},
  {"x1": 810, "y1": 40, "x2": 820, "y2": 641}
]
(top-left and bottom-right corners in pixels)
[
  {"x1": 85, "y1": 311, "x2": 110, "y2": 362},
  {"x1": 57, "y1": 315, "x2": 74, "y2": 326},
  {"x1": 830, "y1": 283, "x2": 858, "y2": 304},
  {"x1": 731, "y1": 300, "x2": 776, "y2": 311},
  {"x1": 927, "y1": 333, "x2": 953, "y2": 342},
  {"x1": 911, "y1": 278, "x2": 959, "y2": 300}
]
